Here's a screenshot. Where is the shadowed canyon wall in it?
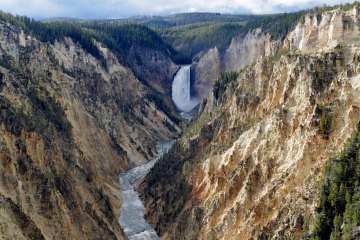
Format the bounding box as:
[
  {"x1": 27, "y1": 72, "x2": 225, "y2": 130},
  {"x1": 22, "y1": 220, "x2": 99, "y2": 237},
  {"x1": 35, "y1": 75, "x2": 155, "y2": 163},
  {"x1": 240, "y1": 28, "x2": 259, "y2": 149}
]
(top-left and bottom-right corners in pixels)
[{"x1": 0, "y1": 21, "x2": 180, "y2": 239}]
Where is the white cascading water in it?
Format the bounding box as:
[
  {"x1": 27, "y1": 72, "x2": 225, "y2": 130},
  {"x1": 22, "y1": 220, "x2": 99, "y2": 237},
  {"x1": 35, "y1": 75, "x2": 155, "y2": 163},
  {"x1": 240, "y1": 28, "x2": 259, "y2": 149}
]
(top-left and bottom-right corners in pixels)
[
  {"x1": 172, "y1": 65, "x2": 199, "y2": 113},
  {"x1": 118, "y1": 66, "x2": 198, "y2": 239}
]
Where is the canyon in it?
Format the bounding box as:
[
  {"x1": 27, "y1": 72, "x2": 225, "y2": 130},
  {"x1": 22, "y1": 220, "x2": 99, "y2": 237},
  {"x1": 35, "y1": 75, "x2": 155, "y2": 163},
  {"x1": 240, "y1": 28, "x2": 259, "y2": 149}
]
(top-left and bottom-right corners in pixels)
[
  {"x1": 0, "y1": 19, "x2": 180, "y2": 239},
  {"x1": 0, "y1": 3, "x2": 359, "y2": 240}
]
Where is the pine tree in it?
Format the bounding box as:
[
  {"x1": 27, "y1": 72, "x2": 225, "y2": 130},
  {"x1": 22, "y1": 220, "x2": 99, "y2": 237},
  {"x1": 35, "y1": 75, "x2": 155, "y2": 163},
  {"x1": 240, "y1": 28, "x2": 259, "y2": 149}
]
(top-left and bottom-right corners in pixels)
[
  {"x1": 330, "y1": 215, "x2": 341, "y2": 240},
  {"x1": 319, "y1": 109, "x2": 328, "y2": 135}
]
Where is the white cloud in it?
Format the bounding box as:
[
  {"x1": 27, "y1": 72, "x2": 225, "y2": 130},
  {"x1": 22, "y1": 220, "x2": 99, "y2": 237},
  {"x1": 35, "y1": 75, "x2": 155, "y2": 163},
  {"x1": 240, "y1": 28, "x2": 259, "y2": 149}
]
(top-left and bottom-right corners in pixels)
[{"x1": 0, "y1": 0, "x2": 354, "y2": 19}]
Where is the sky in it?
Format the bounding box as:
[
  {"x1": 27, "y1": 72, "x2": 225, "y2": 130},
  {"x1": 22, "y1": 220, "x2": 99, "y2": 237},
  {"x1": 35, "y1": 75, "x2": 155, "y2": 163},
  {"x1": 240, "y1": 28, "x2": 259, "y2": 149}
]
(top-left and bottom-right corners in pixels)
[{"x1": 0, "y1": 0, "x2": 355, "y2": 19}]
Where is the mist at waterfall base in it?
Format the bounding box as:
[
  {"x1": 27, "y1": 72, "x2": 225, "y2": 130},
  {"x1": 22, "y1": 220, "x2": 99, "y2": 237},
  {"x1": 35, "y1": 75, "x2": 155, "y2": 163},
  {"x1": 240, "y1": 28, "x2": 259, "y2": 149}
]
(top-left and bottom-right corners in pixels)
[{"x1": 172, "y1": 65, "x2": 200, "y2": 116}]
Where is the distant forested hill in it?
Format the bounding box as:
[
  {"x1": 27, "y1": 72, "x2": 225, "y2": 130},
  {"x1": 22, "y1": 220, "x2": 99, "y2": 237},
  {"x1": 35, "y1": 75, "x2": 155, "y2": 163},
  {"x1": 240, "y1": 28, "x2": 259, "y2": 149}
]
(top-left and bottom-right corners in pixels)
[
  {"x1": 35, "y1": 4, "x2": 358, "y2": 62},
  {"x1": 153, "y1": 12, "x2": 306, "y2": 59},
  {"x1": 86, "y1": 12, "x2": 305, "y2": 59},
  {"x1": 0, "y1": 11, "x2": 186, "y2": 64},
  {"x1": 22, "y1": 11, "x2": 307, "y2": 62}
]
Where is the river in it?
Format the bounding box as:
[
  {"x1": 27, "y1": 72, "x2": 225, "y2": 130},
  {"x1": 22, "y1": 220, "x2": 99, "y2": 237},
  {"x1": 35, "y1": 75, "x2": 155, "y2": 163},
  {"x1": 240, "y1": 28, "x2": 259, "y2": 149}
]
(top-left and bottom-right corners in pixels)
[
  {"x1": 119, "y1": 65, "x2": 198, "y2": 239},
  {"x1": 119, "y1": 141, "x2": 174, "y2": 240}
]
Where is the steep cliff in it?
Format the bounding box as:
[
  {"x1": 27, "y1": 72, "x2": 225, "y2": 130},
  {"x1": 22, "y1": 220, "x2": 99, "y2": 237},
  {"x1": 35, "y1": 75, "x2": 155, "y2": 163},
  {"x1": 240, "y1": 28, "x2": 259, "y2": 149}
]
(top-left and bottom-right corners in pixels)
[
  {"x1": 127, "y1": 45, "x2": 179, "y2": 95},
  {"x1": 0, "y1": 20, "x2": 180, "y2": 239},
  {"x1": 191, "y1": 28, "x2": 282, "y2": 103},
  {"x1": 191, "y1": 47, "x2": 221, "y2": 99},
  {"x1": 223, "y1": 29, "x2": 281, "y2": 72},
  {"x1": 142, "y1": 6, "x2": 360, "y2": 239}
]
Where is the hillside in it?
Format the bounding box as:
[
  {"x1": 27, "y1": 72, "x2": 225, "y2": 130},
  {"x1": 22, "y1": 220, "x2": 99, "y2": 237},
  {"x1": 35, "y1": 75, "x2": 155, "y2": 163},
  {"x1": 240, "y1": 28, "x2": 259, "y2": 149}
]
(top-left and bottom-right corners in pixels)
[
  {"x1": 0, "y1": 11, "x2": 184, "y2": 97},
  {"x1": 42, "y1": 12, "x2": 306, "y2": 62},
  {"x1": 91, "y1": 12, "x2": 304, "y2": 61},
  {"x1": 152, "y1": 12, "x2": 304, "y2": 60},
  {"x1": 0, "y1": 14, "x2": 181, "y2": 238},
  {"x1": 141, "y1": 5, "x2": 360, "y2": 239}
]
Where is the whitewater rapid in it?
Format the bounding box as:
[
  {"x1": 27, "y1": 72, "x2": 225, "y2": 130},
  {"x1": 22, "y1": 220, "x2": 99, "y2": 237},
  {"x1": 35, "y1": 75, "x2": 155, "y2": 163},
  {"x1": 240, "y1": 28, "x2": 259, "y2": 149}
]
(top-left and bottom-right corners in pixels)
[
  {"x1": 172, "y1": 65, "x2": 199, "y2": 113},
  {"x1": 119, "y1": 141, "x2": 174, "y2": 240}
]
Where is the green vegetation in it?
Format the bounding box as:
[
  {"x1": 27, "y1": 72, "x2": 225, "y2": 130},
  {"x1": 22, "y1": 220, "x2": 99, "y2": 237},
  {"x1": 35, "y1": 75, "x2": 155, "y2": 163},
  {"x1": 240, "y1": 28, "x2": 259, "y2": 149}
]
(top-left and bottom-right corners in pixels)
[
  {"x1": 143, "y1": 136, "x2": 208, "y2": 239},
  {"x1": 144, "y1": 141, "x2": 192, "y2": 224},
  {"x1": 27, "y1": 87, "x2": 72, "y2": 138},
  {"x1": 0, "y1": 10, "x2": 188, "y2": 67},
  {"x1": 312, "y1": 52, "x2": 340, "y2": 93},
  {"x1": 0, "y1": 8, "x2": 317, "y2": 68},
  {"x1": 3, "y1": 2, "x2": 359, "y2": 67},
  {"x1": 144, "y1": 12, "x2": 251, "y2": 26},
  {"x1": 0, "y1": 11, "x2": 182, "y2": 126},
  {"x1": 311, "y1": 2, "x2": 360, "y2": 15},
  {"x1": 47, "y1": 11, "x2": 305, "y2": 61},
  {"x1": 83, "y1": 22, "x2": 190, "y2": 64},
  {"x1": 147, "y1": 2, "x2": 360, "y2": 60},
  {"x1": 0, "y1": 52, "x2": 19, "y2": 72},
  {"x1": 146, "y1": 91, "x2": 181, "y2": 125},
  {"x1": 213, "y1": 71, "x2": 239, "y2": 101},
  {"x1": 184, "y1": 111, "x2": 213, "y2": 137},
  {"x1": 298, "y1": 2, "x2": 360, "y2": 24},
  {"x1": 269, "y1": 48, "x2": 290, "y2": 62},
  {"x1": 317, "y1": 106, "x2": 335, "y2": 137},
  {"x1": 95, "y1": 13, "x2": 255, "y2": 28},
  {"x1": 309, "y1": 123, "x2": 360, "y2": 240},
  {"x1": 0, "y1": 11, "x2": 105, "y2": 65},
  {"x1": 151, "y1": 11, "x2": 305, "y2": 60},
  {"x1": 155, "y1": 22, "x2": 248, "y2": 60},
  {"x1": 0, "y1": 96, "x2": 32, "y2": 137}
]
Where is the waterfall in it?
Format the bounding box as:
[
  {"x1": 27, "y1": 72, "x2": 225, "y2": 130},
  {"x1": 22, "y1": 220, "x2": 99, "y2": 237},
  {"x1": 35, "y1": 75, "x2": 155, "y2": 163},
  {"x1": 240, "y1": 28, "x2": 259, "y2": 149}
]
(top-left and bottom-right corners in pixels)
[{"x1": 172, "y1": 65, "x2": 199, "y2": 113}]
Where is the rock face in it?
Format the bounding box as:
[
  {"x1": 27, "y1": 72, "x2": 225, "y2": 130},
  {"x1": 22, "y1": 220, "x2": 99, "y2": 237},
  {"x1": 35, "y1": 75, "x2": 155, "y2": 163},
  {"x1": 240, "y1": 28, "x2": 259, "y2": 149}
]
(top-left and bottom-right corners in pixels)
[
  {"x1": 142, "y1": 7, "x2": 360, "y2": 240},
  {"x1": 223, "y1": 28, "x2": 280, "y2": 72},
  {"x1": 191, "y1": 47, "x2": 221, "y2": 99},
  {"x1": 127, "y1": 45, "x2": 180, "y2": 95},
  {"x1": 0, "y1": 21, "x2": 180, "y2": 239},
  {"x1": 287, "y1": 7, "x2": 360, "y2": 53},
  {"x1": 191, "y1": 29, "x2": 281, "y2": 102}
]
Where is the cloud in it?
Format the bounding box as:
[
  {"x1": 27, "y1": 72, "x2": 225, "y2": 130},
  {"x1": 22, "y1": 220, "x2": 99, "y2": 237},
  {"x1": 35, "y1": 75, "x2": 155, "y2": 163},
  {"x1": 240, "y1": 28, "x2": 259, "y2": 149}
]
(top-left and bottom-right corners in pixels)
[{"x1": 0, "y1": 0, "x2": 354, "y2": 19}]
